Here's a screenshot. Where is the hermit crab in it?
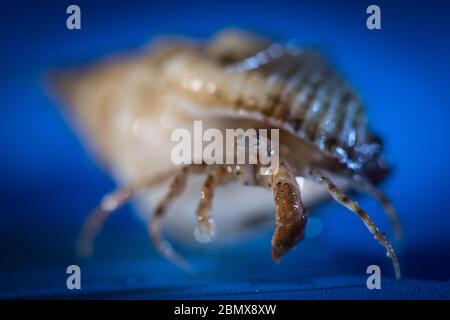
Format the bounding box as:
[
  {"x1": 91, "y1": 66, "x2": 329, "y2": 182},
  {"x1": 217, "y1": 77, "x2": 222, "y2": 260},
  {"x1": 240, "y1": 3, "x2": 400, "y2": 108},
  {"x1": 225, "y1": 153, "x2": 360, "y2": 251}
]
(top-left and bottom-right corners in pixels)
[{"x1": 53, "y1": 29, "x2": 401, "y2": 279}]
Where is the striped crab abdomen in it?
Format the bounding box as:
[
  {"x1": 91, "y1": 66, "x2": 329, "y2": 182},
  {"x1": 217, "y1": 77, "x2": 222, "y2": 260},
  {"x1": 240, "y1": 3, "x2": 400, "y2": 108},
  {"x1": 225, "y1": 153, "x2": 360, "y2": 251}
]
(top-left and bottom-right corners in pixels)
[{"x1": 159, "y1": 32, "x2": 387, "y2": 182}]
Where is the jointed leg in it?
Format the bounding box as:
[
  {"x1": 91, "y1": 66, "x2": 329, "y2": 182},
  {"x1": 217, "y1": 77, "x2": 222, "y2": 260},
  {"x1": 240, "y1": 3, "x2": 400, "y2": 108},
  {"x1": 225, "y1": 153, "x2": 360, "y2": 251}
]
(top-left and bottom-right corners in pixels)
[
  {"x1": 77, "y1": 187, "x2": 132, "y2": 258},
  {"x1": 76, "y1": 171, "x2": 172, "y2": 258},
  {"x1": 148, "y1": 165, "x2": 205, "y2": 269},
  {"x1": 350, "y1": 175, "x2": 402, "y2": 241},
  {"x1": 195, "y1": 166, "x2": 228, "y2": 240},
  {"x1": 269, "y1": 162, "x2": 308, "y2": 261},
  {"x1": 309, "y1": 167, "x2": 401, "y2": 280}
]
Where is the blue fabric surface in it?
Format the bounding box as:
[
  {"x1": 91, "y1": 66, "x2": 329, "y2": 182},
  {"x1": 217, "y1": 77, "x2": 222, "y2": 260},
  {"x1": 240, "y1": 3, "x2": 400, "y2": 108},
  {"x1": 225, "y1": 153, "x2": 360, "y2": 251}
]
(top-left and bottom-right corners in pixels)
[
  {"x1": 3, "y1": 263, "x2": 450, "y2": 299},
  {"x1": 1, "y1": 0, "x2": 450, "y2": 299}
]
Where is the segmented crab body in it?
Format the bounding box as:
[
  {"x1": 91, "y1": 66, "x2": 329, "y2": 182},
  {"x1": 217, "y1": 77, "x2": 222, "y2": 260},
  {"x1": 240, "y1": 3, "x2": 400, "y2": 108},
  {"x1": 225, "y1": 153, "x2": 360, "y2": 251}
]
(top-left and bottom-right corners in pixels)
[{"x1": 55, "y1": 29, "x2": 401, "y2": 279}]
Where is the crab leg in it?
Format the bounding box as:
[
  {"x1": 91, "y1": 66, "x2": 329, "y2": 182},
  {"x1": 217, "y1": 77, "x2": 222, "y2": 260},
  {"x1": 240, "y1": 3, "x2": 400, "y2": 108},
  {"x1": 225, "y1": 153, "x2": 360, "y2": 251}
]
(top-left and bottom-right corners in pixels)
[
  {"x1": 309, "y1": 167, "x2": 401, "y2": 280},
  {"x1": 350, "y1": 174, "x2": 402, "y2": 241},
  {"x1": 195, "y1": 166, "x2": 228, "y2": 240},
  {"x1": 76, "y1": 171, "x2": 172, "y2": 258},
  {"x1": 148, "y1": 165, "x2": 206, "y2": 270}
]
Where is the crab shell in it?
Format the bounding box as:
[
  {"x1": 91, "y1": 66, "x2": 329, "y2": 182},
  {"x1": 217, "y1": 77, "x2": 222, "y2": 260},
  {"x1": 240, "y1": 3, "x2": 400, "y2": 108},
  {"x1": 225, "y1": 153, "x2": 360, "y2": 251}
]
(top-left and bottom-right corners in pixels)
[{"x1": 54, "y1": 29, "x2": 389, "y2": 243}]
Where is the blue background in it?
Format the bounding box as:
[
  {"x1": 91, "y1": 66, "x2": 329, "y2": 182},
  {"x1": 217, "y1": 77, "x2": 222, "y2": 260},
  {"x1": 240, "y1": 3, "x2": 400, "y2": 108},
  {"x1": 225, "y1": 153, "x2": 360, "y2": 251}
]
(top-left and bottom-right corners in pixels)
[{"x1": 1, "y1": 0, "x2": 450, "y2": 299}]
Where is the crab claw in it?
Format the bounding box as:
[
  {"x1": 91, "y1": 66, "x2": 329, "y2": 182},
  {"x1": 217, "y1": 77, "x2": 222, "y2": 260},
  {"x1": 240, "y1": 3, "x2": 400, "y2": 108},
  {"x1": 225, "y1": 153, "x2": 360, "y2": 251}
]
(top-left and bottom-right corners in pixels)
[
  {"x1": 272, "y1": 218, "x2": 306, "y2": 261},
  {"x1": 271, "y1": 162, "x2": 308, "y2": 262}
]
